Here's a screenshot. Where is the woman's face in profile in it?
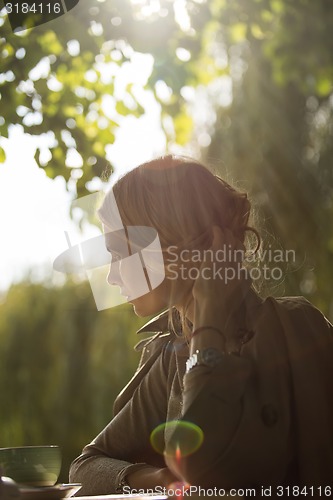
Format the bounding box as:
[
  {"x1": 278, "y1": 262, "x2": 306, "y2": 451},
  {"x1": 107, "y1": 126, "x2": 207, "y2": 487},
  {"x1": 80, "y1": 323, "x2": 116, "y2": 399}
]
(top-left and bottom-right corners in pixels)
[{"x1": 103, "y1": 224, "x2": 174, "y2": 317}]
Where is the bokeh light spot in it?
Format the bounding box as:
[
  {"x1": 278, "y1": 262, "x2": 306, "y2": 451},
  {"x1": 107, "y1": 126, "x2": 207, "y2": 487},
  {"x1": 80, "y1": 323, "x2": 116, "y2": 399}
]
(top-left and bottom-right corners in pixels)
[{"x1": 150, "y1": 420, "x2": 204, "y2": 458}]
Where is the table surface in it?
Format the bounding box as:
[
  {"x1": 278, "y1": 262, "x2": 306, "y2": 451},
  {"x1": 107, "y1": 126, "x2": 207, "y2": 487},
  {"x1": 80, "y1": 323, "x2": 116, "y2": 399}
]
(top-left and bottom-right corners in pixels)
[
  {"x1": 74, "y1": 496, "x2": 167, "y2": 500},
  {"x1": 73, "y1": 495, "x2": 243, "y2": 499}
]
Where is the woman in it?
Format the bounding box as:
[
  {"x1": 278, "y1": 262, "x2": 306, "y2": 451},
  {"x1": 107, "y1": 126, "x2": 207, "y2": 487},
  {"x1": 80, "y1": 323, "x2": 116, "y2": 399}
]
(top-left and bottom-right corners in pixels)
[{"x1": 69, "y1": 155, "x2": 333, "y2": 495}]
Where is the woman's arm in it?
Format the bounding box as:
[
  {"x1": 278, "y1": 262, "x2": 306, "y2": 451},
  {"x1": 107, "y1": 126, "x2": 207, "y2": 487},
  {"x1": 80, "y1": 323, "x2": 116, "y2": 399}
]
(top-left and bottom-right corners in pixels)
[
  {"x1": 165, "y1": 228, "x2": 333, "y2": 488},
  {"x1": 69, "y1": 335, "x2": 179, "y2": 494},
  {"x1": 165, "y1": 227, "x2": 294, "y2": 488},
  {"x1": 70, "y1": 455, "x2": 176, "y2": 494}
]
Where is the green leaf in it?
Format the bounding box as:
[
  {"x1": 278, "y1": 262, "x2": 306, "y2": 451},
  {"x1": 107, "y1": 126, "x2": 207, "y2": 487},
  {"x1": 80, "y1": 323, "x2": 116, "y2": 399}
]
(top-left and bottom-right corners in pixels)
[
  {"x1": 174, "y1": 113, "x2": 193, "y2": 145},
  {"x1": 230, "y1": 23, "x2": 247, "y2": 43},
  {"x1": 0, "y1": 146, "x2": 6, "y2": 163},
  {"x1": 92, "y1": 142, "x2": 105, "y2": 156},
  {"x1": 251, "y1": 24, "x2": 265, "y2": 40},
  {"x1": 115, "y1": 101, "x2": 130, "y2": 116},
  {"x1": 270, "y1": 0, "x2": 284, "y2": 14},
  {"x1": 34, "y1": 148, "x2": 40, "y2": 165},
  {"x1": 39, "y1": 31, "x2": 63, "y2": 56},
  {"x1": 316, "y1": 77, "x2": 332, "y2": 97}
]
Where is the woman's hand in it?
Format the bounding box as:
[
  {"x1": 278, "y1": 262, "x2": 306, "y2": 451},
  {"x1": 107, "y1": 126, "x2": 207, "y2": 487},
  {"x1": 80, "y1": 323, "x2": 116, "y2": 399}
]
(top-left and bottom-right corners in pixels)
[
  {"x1": 192, "y1": 225, "x2": 251, "y2": 330},
  {"x1": 127, "y1": 466, "x2": 179, "y2": 490},
  {"x1": 154, "y1": 467, "x2": 180, "y2": 487}
]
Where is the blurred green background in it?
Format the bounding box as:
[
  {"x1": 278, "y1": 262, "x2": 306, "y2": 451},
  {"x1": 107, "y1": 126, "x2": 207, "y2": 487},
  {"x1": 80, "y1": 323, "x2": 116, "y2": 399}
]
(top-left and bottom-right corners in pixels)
[
  {"x1": 0, "y1": 0, "x2": 332, "y2": 482},
  {"x1": 0, "y1": 281, "x2": 148, "y2": 481}
]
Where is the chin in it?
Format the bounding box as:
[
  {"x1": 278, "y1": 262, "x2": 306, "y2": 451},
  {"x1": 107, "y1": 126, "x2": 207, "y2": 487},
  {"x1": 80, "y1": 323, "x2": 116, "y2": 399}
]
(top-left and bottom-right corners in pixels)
[
  {"x1": 130, "y1": 300, "x2": 144, "y2": 317},
  {"x1": 128, "y1": 280, "x2": 172, "y2": 318},
  {"x1": 130, "y1": 293, "x2": 167, "y2": 318},
  {"x1": 131, "y1": 300, "x2": 155, "y2": 318}
]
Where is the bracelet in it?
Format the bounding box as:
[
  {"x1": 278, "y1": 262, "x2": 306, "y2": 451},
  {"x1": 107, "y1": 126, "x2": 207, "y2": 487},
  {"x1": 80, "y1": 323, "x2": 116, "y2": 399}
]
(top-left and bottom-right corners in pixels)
[
  {"x1": 115, "y1": 463, "x2": 150, "y2": 494},
  {"x1": 115, "y1": 475, "x2": 130, "y2": 494},
  {"x1": 189, "y1": 325, "x2": 225, "y2": 341}
]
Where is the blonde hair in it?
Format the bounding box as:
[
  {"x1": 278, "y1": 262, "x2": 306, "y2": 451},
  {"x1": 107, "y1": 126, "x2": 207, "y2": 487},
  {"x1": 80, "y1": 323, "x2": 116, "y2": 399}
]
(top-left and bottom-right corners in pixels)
[{"x1": 99, "y1": 155, "x2": 260, "y2": 336}]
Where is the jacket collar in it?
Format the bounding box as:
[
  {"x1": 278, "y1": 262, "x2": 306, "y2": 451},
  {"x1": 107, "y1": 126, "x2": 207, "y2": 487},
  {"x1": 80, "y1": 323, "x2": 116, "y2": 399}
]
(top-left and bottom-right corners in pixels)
[
  {"x1": 135, "y1": 287, "x2": 264, "y2": 335},
  {"x1": 136, "y1": 308, "x2": 170, "y2": 335}
]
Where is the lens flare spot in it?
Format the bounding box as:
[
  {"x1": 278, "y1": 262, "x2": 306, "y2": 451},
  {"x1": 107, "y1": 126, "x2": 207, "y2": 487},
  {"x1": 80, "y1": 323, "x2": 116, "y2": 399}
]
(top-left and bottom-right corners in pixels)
[
  {"x1": 168, "y1": 481, "x2": 191, "y2": 500},
  {"x1": 150, "y1": 420, "x2": 204, "y2": 458},
  {"x1": 175, "y1": 443, "x2": 181, "y2": 464}
]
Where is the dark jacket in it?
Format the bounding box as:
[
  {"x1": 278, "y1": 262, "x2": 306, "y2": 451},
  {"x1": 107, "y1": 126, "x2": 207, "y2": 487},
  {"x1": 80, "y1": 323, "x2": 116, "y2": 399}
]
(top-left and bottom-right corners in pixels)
[{"x1": 70, "y1": 289, "x2": 333, "y2": 495}]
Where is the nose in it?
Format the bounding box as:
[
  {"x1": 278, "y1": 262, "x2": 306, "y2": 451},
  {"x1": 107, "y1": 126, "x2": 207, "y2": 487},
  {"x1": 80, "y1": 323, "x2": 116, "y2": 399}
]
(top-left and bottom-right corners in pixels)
[{"x1": 107, "y1": 260, "x2": 122, "y2": 286}]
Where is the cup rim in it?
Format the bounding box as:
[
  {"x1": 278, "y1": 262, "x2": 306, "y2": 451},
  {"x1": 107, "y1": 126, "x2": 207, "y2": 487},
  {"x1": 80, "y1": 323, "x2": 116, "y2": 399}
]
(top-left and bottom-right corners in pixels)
[{"x1": 0, "y1": 445, "x2": 60, "y2": 451}]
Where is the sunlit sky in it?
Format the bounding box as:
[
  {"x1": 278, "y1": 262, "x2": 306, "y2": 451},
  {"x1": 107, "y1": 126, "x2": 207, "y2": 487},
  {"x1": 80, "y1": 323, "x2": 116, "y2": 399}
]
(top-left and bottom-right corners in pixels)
[{"x1": 0, "y1": 54, "x2": 168, "y2": 293}]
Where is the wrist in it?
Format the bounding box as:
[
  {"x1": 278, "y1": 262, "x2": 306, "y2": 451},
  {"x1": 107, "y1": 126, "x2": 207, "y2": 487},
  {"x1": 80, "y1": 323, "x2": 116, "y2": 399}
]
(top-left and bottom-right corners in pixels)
[
  {"x1": 194, "y1": 302, "x2": 240, "y2": 332},
  {"x1": 189, "y1": 325, "x2": 226, "y2": 355},
  {"x1": 194, "y1": 315, "x2": 227, "y2": 332},
  {"x1": 127, "y1": 466, "x2": 177, "y2": 490},
  {"x1": 126, "y1": 466, "x2": 160, "y2": 490},
  {"x1": 194, "y1": 280, "x2": 252, "y2": 328},
  {"x1": 153, "y1": 468, "x2": 173, "y2": 488},
  {"x1": 194, "y1": 301, "x2": 228, "y2": 328}
]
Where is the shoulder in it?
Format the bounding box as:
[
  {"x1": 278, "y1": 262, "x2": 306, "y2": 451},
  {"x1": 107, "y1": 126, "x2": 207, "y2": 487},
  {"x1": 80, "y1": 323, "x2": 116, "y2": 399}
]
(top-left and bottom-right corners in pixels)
[
  {"x1": 269, "y1": 294, "x2": 321, "y2": 311},
  {"x1": 264, "y1": 294, "x2": 333, "y2": 332},
  {"x1": 246, "y1": 293, "x2": 333, "y2": 369},
  {"x1": 240, "y1": 290, "x2": 333, "y2": 360}
]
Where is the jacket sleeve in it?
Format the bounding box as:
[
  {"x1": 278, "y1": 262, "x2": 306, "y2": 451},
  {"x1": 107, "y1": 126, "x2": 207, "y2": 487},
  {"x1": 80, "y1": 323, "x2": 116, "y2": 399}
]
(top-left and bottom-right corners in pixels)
[
  {"x1": 69, "y1": 335, "x2": 171, "y2": 495},
  {"x1": 165, "y1": 297, "x2": 324, "y2": 489}
]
